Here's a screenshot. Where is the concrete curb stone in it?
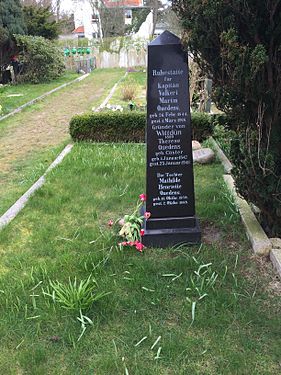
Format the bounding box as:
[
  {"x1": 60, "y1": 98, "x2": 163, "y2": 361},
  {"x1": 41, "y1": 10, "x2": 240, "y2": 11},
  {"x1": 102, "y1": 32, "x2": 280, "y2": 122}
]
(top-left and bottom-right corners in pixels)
[
  {"x1": 94, "y1": 72, "x2": 128, "y2": 112},
  {"x1": 210, "y1": 136, "x2": 281, "y2": 278},
  {"x1": 0, "y1": 144, "x2": 73, "y2": 231},
  {"x1": 209, "y1": 136, "x2": 233, "y2": 173},
  {"x1": 270, "y1": 249, "x2": 281, "y2": 278},
  {"x1": 223, "y1": 174, "x2": 272, "y2": 256}
]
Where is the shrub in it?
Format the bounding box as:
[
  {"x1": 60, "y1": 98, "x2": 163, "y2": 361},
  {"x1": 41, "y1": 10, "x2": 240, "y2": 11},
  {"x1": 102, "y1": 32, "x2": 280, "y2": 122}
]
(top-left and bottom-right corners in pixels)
[
  {"x1": 212, "y1": 114, "x2": 236, "y2": 158},
  {"x1": 191, "y1": 112, "x2": 213, "y2": 141},
  {"x1": 211, "y1": 113, "x2": 229, "y2": 128},
  {"x1": 15, "y1": 34, "x2": 65, "y2": 83},
  {"x1": 69, "y1": 111, "x2": 214, "y2": 143},
  {"x1": 231, "y1": 132, "x2": 281, "y2": 236}
]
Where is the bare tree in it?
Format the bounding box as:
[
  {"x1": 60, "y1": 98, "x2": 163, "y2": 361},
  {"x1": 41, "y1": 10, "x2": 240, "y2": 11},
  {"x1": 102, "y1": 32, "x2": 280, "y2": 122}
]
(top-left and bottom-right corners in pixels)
[
  {"x1": 89, "y1": 0, "x2": 125, "y2": 39},
  {"x1": 159, "y1": 5, "x2": 182, "y2": 36},
  {"x1": 144, "y1": 0, "x2": 160, "y2": 35},
  {"x1": 54, "y1": 0, "x2": 61, "y2": 21},
  {"x1": 151, "y1": 0, "x2": 159, "y2": 35}
]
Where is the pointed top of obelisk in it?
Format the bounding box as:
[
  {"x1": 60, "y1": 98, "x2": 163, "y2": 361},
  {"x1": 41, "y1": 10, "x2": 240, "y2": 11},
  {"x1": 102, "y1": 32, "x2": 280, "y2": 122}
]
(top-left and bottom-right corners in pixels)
[{"x1": 149, "y1": 30, "x2": 181, "y2": 46}]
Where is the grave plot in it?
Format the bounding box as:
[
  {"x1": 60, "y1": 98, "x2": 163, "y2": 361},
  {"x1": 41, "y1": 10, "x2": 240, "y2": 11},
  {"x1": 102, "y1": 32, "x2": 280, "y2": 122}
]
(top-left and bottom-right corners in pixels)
[
  {"x1": 0, "y1": 29, "x2": 280, "y2": 374},
  {"x1": 0, "y1": 143, "x2": 280, "y2": 374}
]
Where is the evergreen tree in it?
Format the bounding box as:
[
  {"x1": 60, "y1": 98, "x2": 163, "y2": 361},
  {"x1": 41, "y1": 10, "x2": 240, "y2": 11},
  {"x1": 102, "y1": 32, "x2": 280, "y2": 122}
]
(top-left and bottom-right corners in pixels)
[
  {"x1": 23, "y1": 5, "x2": 60, "y2": 40},
  {"x1": 0, "y1": 0, "x2": 26, "y2": 65},
  {"x1": 174, "y1": 0, "x2": 281, "y2": 235}
]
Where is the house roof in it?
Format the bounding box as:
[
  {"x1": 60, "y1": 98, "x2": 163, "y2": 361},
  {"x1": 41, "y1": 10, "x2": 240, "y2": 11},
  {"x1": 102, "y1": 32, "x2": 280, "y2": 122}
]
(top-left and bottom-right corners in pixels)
[
  {"x1": 72, "y1": 26, "x2": 85, "y2": 34},
  {"x1": 103, "y1": 0, "x2": 143, "y2": 8}
]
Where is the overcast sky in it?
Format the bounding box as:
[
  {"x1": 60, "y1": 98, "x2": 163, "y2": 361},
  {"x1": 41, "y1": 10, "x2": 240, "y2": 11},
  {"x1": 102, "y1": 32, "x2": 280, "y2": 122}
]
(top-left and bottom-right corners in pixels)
[{"x1": 59, "y1": 0, "x2": 74, "y2": 14}]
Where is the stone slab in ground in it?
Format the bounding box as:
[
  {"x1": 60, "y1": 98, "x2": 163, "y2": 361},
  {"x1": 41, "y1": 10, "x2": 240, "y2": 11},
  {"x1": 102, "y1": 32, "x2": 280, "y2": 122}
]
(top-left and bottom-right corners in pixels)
[
  {"x1": 193, "y1": 148, "x2": 215, "y2": 164},
  {"x1": 192, "y1": 140, "x2": 202, "y2": 150}
]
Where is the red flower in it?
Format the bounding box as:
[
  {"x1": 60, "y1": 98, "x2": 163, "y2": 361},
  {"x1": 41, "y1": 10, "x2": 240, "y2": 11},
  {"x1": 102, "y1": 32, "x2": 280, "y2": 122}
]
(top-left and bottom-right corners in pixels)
[
  {"x1": 139, "y1": 193, "x2": 147, "y2": 202},
  {"x1": 144, "y1": 211, "x2": 151, "y2": 219},
  {"x1": 119, "y1": 241, "x2": 136, "y2": 247},
  {"x1": 108, "y1": 219, "x2": 114, "y2": 227},
  {"x1": 140, "y1": 229, "x2": 145, "y2": 236},
  {"x1": 135, "y1": 241, "x2": 145, "y2": 252}
]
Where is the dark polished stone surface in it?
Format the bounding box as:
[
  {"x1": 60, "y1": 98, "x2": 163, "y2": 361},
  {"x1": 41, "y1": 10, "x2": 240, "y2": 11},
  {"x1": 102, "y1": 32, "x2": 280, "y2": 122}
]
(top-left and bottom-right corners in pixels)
[{"x1": 143, "y1": 30, "x2": 201, "y2": 248}]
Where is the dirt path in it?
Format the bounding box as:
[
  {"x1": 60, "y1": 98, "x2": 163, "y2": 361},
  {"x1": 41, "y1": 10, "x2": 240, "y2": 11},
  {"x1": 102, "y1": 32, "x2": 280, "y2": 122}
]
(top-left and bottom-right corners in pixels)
[{"x1": 0, "y1": 69, "x2": 124, "y2": 173}]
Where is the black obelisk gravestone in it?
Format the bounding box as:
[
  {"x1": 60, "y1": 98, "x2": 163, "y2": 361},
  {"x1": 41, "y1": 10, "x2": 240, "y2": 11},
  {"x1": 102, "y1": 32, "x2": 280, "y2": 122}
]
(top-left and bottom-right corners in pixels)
[{"x1": 142, "y1": 30, "x2": 201, "y2": 248}]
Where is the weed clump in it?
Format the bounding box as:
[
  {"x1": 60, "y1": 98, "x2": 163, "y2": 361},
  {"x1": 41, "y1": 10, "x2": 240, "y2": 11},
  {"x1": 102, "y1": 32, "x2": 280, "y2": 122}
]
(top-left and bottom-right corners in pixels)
[
  {"x1": 43, "y1": 276, "x2": 110, "y2": 311},
  {"x1": 121, "y1": 81, "x2": 137, "y2": 101}
]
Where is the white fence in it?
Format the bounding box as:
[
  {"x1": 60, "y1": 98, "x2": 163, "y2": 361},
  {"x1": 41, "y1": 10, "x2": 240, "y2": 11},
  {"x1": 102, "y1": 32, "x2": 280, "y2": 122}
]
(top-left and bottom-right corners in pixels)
[{"x1": 95, "y1": 48, "x2": 147, "y2": 68}]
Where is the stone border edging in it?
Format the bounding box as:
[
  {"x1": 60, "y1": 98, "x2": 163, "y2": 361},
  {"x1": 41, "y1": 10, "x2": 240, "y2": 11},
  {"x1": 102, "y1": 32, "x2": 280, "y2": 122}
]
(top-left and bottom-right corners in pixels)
[
  {"x1": 209, "y1": 136, "x2": 233, "y2": 173},
  {"x1": 210, "y1": 136, "x2": 273, "y2": 255},
  {"x1": 270, "y1": 250, "x2": 281, "y2": 277},
  {"x1": 0, "y1": 144, "x2": 73, "y2": 231},
  {"x1": 0, "y1": 74, "x2": 90, "y2": 123},
  {"x1": 210, "y1": 136, "x2": 281, "y2": 278},
  {"x1": 94, "y1": 72, "x2": 128, "y2": 111},
  {"x1": 223, "y1": 175, "x2": 272, "y2": 256}
]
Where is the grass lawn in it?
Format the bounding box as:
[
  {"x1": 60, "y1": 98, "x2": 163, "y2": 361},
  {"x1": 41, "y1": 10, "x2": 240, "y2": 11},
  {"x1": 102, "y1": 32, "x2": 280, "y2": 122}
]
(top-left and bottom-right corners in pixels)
[
  {"x1": 0, "y1": 143, "x2": 280, "y2": 374},
  {"x1": 109, "y1": 71, "x2": 146, "y2": 108},
  {"x1": 0, "y1": 68, "x2": 126, "y2": 217},
  {"x1": 0, "y1": 142, "x2": 68, "y2": 216},
  {"x1": 0, "y1": 72, "x2": 79, "y2": 116}
]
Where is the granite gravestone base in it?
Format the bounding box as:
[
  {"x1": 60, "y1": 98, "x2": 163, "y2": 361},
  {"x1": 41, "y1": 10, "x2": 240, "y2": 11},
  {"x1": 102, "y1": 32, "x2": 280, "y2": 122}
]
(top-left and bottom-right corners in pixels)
[{"x1": 142, "y1": 31, "x2": 201, "y2": 248}]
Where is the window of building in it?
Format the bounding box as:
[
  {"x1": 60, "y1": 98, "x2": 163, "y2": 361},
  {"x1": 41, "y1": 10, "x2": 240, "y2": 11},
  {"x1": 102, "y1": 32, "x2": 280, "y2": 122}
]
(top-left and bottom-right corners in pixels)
[
  {"x1": 124, "y1": 9, "x2": 132, "y2": 19},
  {"x1": 92, "y1": 14, "x2": 99, "y2": 23}
]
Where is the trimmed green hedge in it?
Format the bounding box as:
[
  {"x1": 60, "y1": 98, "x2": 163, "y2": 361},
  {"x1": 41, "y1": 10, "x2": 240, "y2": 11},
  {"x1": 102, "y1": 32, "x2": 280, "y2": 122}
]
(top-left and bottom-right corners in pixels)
[
  {"x1": 70, "y1": 112, "x2": 145, "y2": 142},
  {"x1": 69, "y1": 111, "x2": 214, "y2": 143}
]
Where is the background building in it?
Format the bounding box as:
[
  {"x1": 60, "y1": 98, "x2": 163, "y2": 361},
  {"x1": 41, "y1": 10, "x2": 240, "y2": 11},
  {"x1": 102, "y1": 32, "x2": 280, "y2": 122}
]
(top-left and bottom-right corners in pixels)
[{"x1": 72, "y1": 0, "x2": 144, "y2": 39}]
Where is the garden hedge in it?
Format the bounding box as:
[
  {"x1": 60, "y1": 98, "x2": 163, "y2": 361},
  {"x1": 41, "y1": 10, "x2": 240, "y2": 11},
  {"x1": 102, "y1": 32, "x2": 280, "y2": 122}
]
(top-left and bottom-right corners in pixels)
[{"x1": 69, "y1": 111, "x2": 214, "y2": 143}]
